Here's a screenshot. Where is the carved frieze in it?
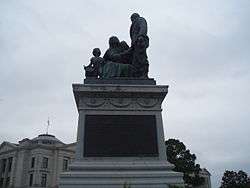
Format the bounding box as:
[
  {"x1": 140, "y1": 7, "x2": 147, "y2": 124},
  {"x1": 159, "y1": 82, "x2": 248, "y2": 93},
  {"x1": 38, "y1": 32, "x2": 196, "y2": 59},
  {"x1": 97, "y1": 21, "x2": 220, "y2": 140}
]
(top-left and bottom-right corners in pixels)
[
  {"x1": 83, "y1": 97, "x2": 106, "y2": 107},
  {"x1": 79, "y1": 95, "x2": 161, "y2": 111},
  {"x1": 74, "y1": 84, "x2": 168, "y2": 111},
  {"x1": 136, "y1": 98, "x2": 159, "y2": 108},
  {"x1": 109, "y1": 98, "x2": 132, "y2": 108}
]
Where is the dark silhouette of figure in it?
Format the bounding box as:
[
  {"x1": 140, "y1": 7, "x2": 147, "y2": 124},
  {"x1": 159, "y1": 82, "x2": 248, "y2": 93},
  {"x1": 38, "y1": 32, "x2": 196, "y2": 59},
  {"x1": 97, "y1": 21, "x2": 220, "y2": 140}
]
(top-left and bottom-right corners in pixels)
[
  {"x1": 103, "y1": 37, "x2": 130, "y2": 64},
  {"x1": 100, "y1": 36, "x2": 134, "y2": 78},
  {"x1": 115, "y1": 40, "x2": 131, "y2": 64},
  {"x1": 84, "y1": 48, "x2": 103, "y2": 78},
  {"x1": 129, "y1": 13, "x2": 149, "y2": 78},
  {"x1": 103, "y1": 36, "x2": 122, "y2": 62},
  {"x1": 84, "y1": 13, "x2": 150, "y2": 79},
  {"x1": 119, "y1": 41, "x2": 129, "y2": 51},
  {"x1": 130, "y1": 13, "x2": 148, "y2": 46}
]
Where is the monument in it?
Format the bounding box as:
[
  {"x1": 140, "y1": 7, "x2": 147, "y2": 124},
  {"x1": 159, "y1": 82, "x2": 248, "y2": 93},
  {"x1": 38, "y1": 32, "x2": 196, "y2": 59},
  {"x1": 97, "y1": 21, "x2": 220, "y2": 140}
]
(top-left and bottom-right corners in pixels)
[{"x1": 59, "y1": 13, "x2": 184, "y2": 188}]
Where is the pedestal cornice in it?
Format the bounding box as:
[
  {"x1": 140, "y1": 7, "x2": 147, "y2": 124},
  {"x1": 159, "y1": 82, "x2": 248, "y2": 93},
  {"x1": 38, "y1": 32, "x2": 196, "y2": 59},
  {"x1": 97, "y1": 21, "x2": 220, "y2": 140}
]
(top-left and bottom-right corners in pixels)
[{"x1": 72, "y1": 84, "x2": 168, "y2": 111}]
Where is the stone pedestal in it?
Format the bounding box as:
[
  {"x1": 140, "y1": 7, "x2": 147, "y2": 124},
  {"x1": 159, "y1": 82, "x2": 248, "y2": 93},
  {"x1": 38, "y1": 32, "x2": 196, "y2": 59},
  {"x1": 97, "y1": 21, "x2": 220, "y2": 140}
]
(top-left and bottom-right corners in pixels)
[{"x1": 59, "y1": 82, "x2": 184, "y2": 188}]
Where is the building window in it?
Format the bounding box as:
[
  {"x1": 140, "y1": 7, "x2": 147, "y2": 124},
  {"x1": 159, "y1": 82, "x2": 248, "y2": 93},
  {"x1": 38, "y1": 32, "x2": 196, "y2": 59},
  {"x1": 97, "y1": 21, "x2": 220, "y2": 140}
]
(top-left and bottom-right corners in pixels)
[
  {"x1": 31, "y1": 157, "x2": 35, "y2": 168},
  {"x1": 42, "y1": 140, "x2": 52, "y2": 144},
  {"x1": 29, "y1": 174, "x2": 33, "y2": 187},
  {"x1": 42, "y1": 157, "x2": 48, "y2": 169},
  {"x1": 8, "y1": 157, "x2": 13, "y2": 172},
  {"x1": 41, "y1": 174, "x2": 47, "y2": 187},
  {"x1": 62, "y1": 159, "x2": 68, "y2": 171}
]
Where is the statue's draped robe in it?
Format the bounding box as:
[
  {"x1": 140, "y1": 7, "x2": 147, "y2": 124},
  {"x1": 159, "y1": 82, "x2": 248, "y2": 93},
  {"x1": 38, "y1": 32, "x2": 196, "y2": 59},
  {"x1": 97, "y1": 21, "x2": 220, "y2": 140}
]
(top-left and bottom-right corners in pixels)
[
  {"x1": 95, "y1": 16, "x2": 149, "y2": 79},
  {"x1": 130, "y1": 17, "x2": 147, "y2": 46},
  {"x1": 129, "y1": 16, "x2": 149, "y2": 78},
  {"x1": 100, "y1": 47, "x2": 133, "y2": 78}
]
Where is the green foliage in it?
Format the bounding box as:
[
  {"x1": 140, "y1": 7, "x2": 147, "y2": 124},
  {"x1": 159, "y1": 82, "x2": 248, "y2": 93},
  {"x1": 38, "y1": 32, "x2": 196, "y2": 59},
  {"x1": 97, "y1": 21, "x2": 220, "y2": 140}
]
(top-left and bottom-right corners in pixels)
[
  {"x1": 165, "y1": 138, "x2": 204, "y2": 187},
  {"x1": 123, "y1": 182, "x2": 131, "y2": 188},
  {"x1": 220, "y1": 170, "x2": 250, "y2": 188},
  {"x1": 169, "y1": 185, "x2": 184, "y2": 188}
]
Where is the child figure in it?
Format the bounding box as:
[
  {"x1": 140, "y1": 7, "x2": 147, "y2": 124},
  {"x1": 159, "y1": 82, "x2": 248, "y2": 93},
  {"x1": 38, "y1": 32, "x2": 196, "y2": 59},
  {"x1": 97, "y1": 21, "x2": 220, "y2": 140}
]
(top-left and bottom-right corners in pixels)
[{"x1": 84, "y1": 48, "x2": 104, "y2": 78}]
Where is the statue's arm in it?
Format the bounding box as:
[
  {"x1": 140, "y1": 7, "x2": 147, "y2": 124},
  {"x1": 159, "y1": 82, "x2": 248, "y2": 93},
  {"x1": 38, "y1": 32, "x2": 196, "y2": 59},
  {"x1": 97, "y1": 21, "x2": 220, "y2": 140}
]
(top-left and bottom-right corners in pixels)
[
  {"x1": 103, "y1": 50, "x2": 109, "y2": 61},
  {"x1": 85, "y1": 58, "x2": 93, "y2": 68},
  {"x1": 138, "y1": 18, "x2": 148, "y2": 36}
]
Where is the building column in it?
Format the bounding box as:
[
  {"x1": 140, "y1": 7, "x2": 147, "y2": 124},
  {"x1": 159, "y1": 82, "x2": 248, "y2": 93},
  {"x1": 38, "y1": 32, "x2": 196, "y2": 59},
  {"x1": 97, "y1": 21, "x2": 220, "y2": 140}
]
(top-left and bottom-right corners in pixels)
[
  {"x1": 2, "y1": 158, "x2": 10, "y2": 187},
  {"x1": 208, "y1": 175, "x2": 212, "y2": 188},
  {"x1": 52, "y1": 149, "x2": 59, "y2": 187},
  {"x1": 0, "y1": 159, "x2": 3, "y2": 187},
  {"x1": 0, "y1": 159, "x2": 2, "y2": 177},
  {"x1": 10, "y1": 154, "x2": 17, "y2": 187},
  {"x1": 33, "y1": 155, "x2": 41, "y2": 186}
]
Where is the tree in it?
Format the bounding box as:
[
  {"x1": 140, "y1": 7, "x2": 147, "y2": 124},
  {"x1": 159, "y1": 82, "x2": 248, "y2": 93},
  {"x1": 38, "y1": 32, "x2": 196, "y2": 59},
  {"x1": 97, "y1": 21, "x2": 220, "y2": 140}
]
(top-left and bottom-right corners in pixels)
[
  {"x1": 165, "y1": 138, "x2": 204, "y2": 187},
  {"x1": 220, "y1": 170, "x2": 250, "y2": 188}
]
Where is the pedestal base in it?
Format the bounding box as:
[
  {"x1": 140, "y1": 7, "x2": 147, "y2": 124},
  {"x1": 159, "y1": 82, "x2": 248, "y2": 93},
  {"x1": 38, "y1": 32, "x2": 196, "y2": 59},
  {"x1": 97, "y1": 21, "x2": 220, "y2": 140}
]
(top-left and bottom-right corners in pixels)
[
  {"x1": 59, "y1": 161, "x2": 184, "y2": 188},
  {"x1": 59, "y1": 83, "x2": 184, "y2": 188}
]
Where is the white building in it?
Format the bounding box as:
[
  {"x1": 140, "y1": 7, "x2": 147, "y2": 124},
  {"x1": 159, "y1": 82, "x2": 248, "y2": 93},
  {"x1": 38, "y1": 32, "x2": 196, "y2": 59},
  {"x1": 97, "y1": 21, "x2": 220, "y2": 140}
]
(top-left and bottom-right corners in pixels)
[
  {"x1": 0, "y1": 134, "x2": 75, "y2": 188},
  {"x1": 1, "y1": 134, "x2": 211, "y2": 188}
]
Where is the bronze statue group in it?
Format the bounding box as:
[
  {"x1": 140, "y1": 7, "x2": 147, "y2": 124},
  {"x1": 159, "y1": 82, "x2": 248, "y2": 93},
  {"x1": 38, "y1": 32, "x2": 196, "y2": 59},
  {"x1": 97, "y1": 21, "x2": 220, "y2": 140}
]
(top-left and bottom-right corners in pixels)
[{"x1": 85, "y1": 13, "x2": 149, "y2": 79}]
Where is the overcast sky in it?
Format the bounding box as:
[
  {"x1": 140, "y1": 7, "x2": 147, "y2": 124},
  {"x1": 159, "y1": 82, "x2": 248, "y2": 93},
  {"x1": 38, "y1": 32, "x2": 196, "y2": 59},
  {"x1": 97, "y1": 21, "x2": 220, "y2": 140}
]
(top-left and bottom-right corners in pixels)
[{"x1": 1, "y1": 0, "x2": 250, "y2": 187}]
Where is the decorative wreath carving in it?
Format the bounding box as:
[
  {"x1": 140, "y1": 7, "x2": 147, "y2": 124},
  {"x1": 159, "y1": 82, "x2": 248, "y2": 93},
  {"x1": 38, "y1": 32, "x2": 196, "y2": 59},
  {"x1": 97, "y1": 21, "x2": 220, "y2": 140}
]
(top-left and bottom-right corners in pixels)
[
  {"x1": 109, "y1": 98, "x2": 132, "y2": 108},
  {"x1": 83, "y1": 97, "x2": 106, "y2": 107},
  {"x1": 82, "y1": 96, "x2": 159, "y2": 109},
  {"x1": 136, "y1": 98, "x2": 159, "y2": 108}
]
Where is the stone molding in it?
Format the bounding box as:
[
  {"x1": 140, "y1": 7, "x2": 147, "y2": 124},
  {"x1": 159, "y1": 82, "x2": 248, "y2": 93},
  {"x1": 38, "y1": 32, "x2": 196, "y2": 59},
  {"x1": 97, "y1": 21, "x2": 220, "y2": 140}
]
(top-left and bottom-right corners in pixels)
[{"x1": 73, "y1": 84, "x2": 168, "y2": 111}]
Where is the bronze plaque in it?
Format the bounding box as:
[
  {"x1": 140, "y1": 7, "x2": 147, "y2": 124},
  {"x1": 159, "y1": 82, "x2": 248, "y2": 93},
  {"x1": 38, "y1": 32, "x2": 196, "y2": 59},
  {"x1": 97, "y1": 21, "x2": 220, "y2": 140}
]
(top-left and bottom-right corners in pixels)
[{"x1": 84, "y1": 115, "x2": 158, "y2": 157}]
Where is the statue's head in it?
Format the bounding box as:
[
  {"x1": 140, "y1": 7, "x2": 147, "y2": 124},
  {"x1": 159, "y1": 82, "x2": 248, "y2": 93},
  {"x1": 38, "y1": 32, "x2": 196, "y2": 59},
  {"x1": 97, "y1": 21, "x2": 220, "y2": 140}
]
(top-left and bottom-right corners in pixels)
[
  {"x1": 109, "y1": 36, "x2": 120, "y2": 48},
  {"x1": 92, "y1": 48, "x2": 101, "y2": 57},
  {"x1": 130, "y1": 13, "x2": 140, "y2": 22},
  {"x1": 120, "y1": 41, "x2": 129, "y2": 51}
]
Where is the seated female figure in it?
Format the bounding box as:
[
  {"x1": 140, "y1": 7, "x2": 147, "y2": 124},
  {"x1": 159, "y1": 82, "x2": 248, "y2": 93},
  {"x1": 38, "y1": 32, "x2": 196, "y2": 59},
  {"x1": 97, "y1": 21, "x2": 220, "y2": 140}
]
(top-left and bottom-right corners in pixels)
[{"x1": 100, "y1": 36, "x2": 134, "y2": 78}]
